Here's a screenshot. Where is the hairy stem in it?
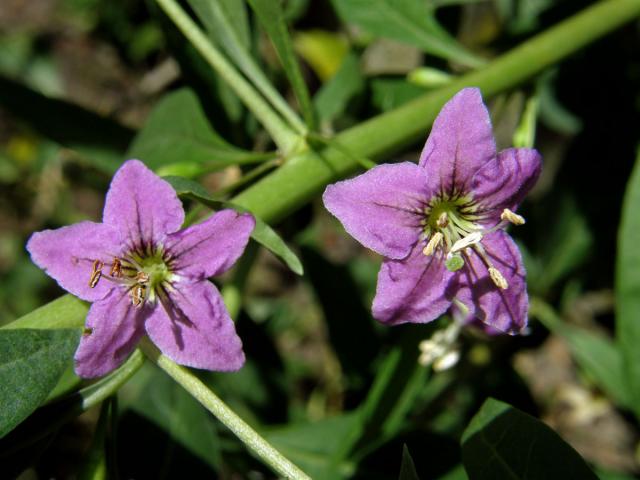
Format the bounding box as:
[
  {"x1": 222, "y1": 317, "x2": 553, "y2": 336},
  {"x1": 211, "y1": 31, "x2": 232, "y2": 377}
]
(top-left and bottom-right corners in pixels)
[{"x1": 140, "y1": 339, "x2": 311, "y2": 480}]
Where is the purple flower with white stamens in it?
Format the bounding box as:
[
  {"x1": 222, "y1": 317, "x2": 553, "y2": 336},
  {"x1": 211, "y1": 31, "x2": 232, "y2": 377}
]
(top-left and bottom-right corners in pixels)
[
  {"x1": 27, "y1": 160, "x2": 255, "y2": 378},
  {"x1": 323, "y1": 88, "x2": 541, "y2": 334}
]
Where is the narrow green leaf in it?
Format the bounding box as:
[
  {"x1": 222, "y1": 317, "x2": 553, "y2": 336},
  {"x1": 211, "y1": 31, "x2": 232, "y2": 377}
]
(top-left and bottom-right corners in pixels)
[
  {"x1": 329, "y1": 0, "x2": 484, "y2": 67},
  {"x1": 462, "y1": 398, "x2": 597, "y2": 480},
  {"x1": 165, "y1": 175, "x2": 303, "y2": 275},
  {"x1": 2, "y1": 294, "x2": 88, "y2": 330},
  {"x1": 399, "y1": 445, "x2": 420, "y2": 480},
  {"x1": 314, "y1": 52, "x2": 365, "y2": 123},
  {"x1": 248, "y1": 0, "x2": 317, "y2": 129},
  {"x1": 0, "y1": 328, "x2": 80, "y2": 438},
  {"x1": 532, "y1": 299, "x2": 631, "y2": 409},
  {"x1": 127, "y1": 89, "x2": 272, "y2": 176},
  {"x1": 188, "y1": 0, "x2": 306, "y2": 134},
  {"x1": 616, "y1": 148, "x2": 640, "y2": 417}
]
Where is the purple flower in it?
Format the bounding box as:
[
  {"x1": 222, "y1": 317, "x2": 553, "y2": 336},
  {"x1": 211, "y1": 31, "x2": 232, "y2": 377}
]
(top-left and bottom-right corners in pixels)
[
  {"x1": 27, "y1": 160, "x2": 255, "y2": 377},
  {"x1": 323, "y1": 88, "x2": 541, "y2": 334}
]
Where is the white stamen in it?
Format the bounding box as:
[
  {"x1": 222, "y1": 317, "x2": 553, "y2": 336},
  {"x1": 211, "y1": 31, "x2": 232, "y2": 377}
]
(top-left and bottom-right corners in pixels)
[
  {"x1": 501, "y1": 208, "x2": 525, "y2": 225},
  {"x1": 488, "y1": 267, "x2": 509, "y2": 289},
  {"x1": 423, "y1": 232, "x2": 443, "y2": 256},
  {"x1": 450, "y1": 231, "x2": 483, "y2": 253},
  {"x1": 433, "y1": 350, "x2": 460, "y2": 372}
]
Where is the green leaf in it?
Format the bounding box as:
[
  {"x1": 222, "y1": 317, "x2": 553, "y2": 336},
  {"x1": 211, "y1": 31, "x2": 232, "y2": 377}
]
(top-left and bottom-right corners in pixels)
[
  {"x1": 371, "y1": 78, "x2": 426, "y2": 112},
  {"x1": 399, "y1": 445, "x2": 420, "y2": 480},
  {"x1": 461, "y1": 398, "x2": 597, "y2": 480},
  {"x1": 532, "y1": 299, "x2": 631, "y2": 409},
  {"x1": 329, "y1": 0, "x2": 484, "y2": 67},
  {"x1": 187, "y1": 0, "x2": 305, "y2": 134},
  {"x1": 314, "y1": 52, "x2": 364, "y2": 123},
  {"x1": 165, "y1": 175, "x2": 303, "y2": 275},
  {"x1": 616, "y1": 148, "x2": 640, "y2": 417},
  {"x1": 263, "y1": 414, "x2": 359, "y2": 480},
  {"x1": 0, "y1": 328, "x2": 80, "y2": 438},
  {"x1": 127, "y1": 89, "x2": 272, "y2": 176},
  {"x1": 248, "y1": 0, "x2": 317, "y2": 129},
  {"x1": 120, "y1": 363, "x2": 221, "y2": 470},
  {"x1": 2, "y1": 294, "x2": 88, "y2": 330}
]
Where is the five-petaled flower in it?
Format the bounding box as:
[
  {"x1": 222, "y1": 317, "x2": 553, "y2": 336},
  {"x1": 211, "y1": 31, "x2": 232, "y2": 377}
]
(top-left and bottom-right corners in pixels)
[
  {"x1": 323, "y1": 88, "x2": 541, "y2": 334},
  {"x1": 27, "y1": 160, "x2": 255, "y2": 378}
]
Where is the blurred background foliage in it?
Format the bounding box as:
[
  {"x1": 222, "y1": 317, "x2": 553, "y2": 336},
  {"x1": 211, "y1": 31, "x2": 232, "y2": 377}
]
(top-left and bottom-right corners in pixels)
[{"x1": 1, "y1": 0, "x2": 640, "y2": 478}]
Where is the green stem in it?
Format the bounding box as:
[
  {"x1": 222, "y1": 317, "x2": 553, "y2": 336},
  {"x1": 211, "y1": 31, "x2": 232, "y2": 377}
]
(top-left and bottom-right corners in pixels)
[
  {"x1": 231, "y1": 0, "x2": 640, "y2": 223},
  {"x1": 140, "y1": 339, "x2": 311, "y2": 480},
  {"x1": 154, "y1": 0, "x2": 300, "y2": 153}
]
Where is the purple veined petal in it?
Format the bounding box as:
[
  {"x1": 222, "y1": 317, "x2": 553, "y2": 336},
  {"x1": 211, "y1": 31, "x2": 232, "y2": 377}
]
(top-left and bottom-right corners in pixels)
[
  {"x1": 419, "y1": 88, "x2": 497, "y2": 196},
  {"x1": 323, "y1": 162, "x2": 431, "y2": 260},
  {"x1": 26, "y1": 221, "x2": 124, "y2": 302},
  {"x1": 372, "y1": 242, "x2": 454, "y2": 325},
  {"x1": 103, "y1": 160, "x2": 185, "y2": 247},
  {"x1": 164, "y1": 210, "x2": 255, "y2": 280},
  {"x1": 447, "y1": 231, "x2": 528, "y2": 334},
  {"x1": 470, "y1": 148, "x2": 542, "y2": 224},
  {"x1": 145, "y1": 280, "x2": 245, "y2": 371},
  {"x1": 74, "y1": 288, "x2": 147, "y2": 378}
]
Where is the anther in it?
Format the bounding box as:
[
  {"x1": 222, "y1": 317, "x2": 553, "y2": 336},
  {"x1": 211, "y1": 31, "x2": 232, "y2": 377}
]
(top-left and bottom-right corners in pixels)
[
  {"x1": 89, "y1": 260, "x2": 104, "y2": 288},
  {"x1": 501, "y1": 208, "x2": 525, "y2": 225},
  {"x1": 436, "y1": 212, "x2": 449, "y2": 228},
  {"x1": 450, "y1": 231, "x2": 483, "y2": 253},
  {"x1": 488, "y1": 267, "x2": 509, "y2": 289},
  {"x1": 110, "y1": 257, "x2": 122, "y2": 277},
  {"x1": 131, "y1": 284, "x2": 146, "y2": 307},
  {"x1": 423, "y1": 232, "x2": 443, "y2": 256}
]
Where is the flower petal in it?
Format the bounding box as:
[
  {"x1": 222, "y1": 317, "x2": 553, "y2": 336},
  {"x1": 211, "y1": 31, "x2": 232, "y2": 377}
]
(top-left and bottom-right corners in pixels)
[
  {"x1": 470, "y1": 148, "x2": 542, "y2": 222},
  {"x1": 372, "y1": 243, "x2": 454, "y2": 325},
  {"x1": 74, "y1": 288, "x2": 147, "y2": 378},
  {"x1": 165, "y1": 210, "x2": 255, "y2": 279},
  {"x1": 26, "y1": 221, "x2": 123, "y2": 302},
  {"x1": 323, "y1": 162, "x2": 430, "y2": 260},
  {"x1": 103, "y1": 159, "x2": 185, "y2": 247},
  {"x1": 419, "y1": 88, "x2": 496, "y2": 196},
  {"x1": 145, "y1": 280, "x2": 244, "y2": 371},
  {"x1": 447, "y1": 231, "x2": 528, "y2": 334}
]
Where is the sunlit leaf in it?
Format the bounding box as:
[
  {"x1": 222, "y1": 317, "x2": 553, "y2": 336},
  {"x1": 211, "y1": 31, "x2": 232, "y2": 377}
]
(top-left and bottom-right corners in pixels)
[
  {"x1": 165, "y1": 175, "x2": 303, "y2": 275},
  {"x1": 127, "y1": 89, "x2": 271, "y2": 176},
  {"x1": 329, "y1": 0, "x2": 484, "y2": 67}
]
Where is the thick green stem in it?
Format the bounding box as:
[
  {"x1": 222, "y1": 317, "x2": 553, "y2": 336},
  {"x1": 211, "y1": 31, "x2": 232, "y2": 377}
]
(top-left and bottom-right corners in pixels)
[
  {"x1": 140, "y1": 339, "x2": 311, "y2": 480},
  {"x1": 231, "y1": 0, "x2": 640, "y2": 222},
  {"x1": 154, "y1": 0, "x2": 300, "y2": 153}
]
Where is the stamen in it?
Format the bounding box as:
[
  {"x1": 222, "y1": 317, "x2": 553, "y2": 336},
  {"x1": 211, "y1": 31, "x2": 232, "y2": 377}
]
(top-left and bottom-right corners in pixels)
[
  {"x1": 423, "y1": 232, "x2": 443, "y2": 256},
  {"x1": 501, "y1": 208, "x2": 525, "y2": 225},
  {"x1": 110, "y1": 257, "x2": 122, "y2": 277},
  {"x1": 131, "y1": 284, "x2": 146, "y2": 307},
  {"x1": 488, "y1": 267, "x2": 509, "y2": 289},
  {"x1": 450, "y1": 231, "x2": 483, "y2": 253},
  {"x1": 89, "y1": 260, "x2": 104, "y2": 288},
  {"x1": 436, "y1": 212, "x2": 449, "y2": 228}
]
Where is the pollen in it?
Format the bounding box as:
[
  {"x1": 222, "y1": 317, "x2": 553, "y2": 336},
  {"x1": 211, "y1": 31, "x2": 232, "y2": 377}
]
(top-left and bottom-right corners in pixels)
[
  {"x1": 488, "y1": 267, "x2": 509, "y2": 289},
  {"x1": 89, "y1": 260, "x2": 104, "y2": 288},
  {"x1": 501, "y1": 208, "x2": 525, "y2": 225},
  {"x1": 423, "y1": 232, "x2": 443, "y2": 256}
]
